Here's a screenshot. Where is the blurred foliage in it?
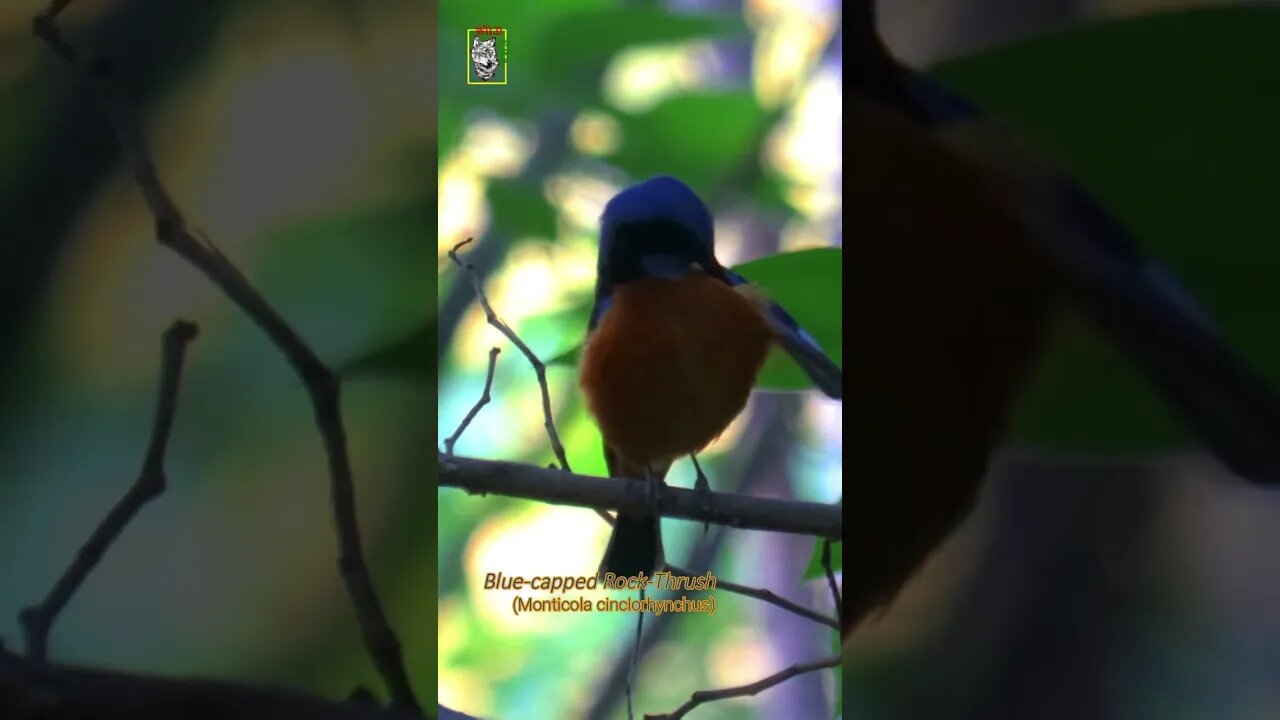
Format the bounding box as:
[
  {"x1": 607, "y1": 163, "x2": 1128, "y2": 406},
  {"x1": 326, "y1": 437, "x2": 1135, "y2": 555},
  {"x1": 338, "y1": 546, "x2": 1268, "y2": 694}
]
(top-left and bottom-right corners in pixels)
[
  {"x1": 803, "y1": 540, "x2": 842, "y2": 582},
  {"x1": 843, "y1": 7, "x2": 1280, "y2": 720},
  {"x1": 608, "y1": 92, "x2": 768, "y2": 197},
  {"x1": 933, "y1": 5, "x2": 1280, "y2": 454}
]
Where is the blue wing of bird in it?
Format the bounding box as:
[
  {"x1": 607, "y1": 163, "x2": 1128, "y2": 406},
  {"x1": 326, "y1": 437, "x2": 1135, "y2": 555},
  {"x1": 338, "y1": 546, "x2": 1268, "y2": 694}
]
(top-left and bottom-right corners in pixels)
[{"x1": 723, "y1": 269, "x2": 843, "y2": 399}]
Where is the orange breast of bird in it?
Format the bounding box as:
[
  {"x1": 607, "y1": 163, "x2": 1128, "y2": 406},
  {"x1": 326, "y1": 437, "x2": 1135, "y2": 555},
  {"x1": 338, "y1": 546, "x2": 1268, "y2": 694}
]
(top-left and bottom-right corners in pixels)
[
  {"x1": 579, "y1": 273, "x2": 774, "y2": 473},
  {"x1": 847, "y1": 94, "x2": 1061, "y2": 633}
]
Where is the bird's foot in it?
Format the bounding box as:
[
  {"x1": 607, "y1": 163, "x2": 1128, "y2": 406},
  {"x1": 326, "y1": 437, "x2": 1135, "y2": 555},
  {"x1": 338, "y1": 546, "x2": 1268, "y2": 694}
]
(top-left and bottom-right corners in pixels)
[{"x1": 644, "y1": 466, "x2": 664, "y2": 517}]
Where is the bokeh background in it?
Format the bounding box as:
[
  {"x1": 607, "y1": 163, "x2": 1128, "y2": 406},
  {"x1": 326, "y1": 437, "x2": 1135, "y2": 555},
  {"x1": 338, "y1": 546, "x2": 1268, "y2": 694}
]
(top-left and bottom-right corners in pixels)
[
  {"x1": 0, "y1": 0, "x2": 437, "y2": 711},
  {"x1": 435, "y1": 0, "x2": 843, "y2": 719},
  {"x1": 848, "y1": 2, "x2": 1280, "y2": 720}
]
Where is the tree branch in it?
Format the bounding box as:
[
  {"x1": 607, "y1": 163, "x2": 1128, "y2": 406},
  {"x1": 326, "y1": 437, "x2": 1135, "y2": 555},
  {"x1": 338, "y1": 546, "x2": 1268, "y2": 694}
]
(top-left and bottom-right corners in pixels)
[
  {"x1": 644, "y1": 654, "x2": 841, "y2": 720},
  {"x1": 443, "y1": 346, "x2": 500, "y2": 455},
  {"x1": 32, "y1": 5, "x2": 421, "y2": 714},
  {"x1": 18, "y1": 320, "x2": 198, "y2": 662},
  {"x1": 448, "y1": 238, "x2": 571, "y2": 472},
  {"x1": 0, "y1": 647, "x2": 424, "y2": 720},
  {"x1": 438, "y1": 454, "x2": 841, "y2": 539}
]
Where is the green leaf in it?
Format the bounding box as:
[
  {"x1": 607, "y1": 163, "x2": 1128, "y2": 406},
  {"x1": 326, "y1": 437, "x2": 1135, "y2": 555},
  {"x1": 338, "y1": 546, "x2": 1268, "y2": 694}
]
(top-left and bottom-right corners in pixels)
[
  {"x1": 752, "y1": 173, "x2": 800, "y2": 219},
  {"x1": 438, "y1": 0, "x2": 608, "y2": 113},
  {"x1": 438, "y1": 103, "x2": 466, "y2": 160},
  {"x1": 609, "y1": 91, "x2": 767, "y2": 198},
  {"x1": 532, "y1": 7, "x2": 748, "y2": 83},
  {"x1": 545, "y1": 344, "x2": 582, "y2": 368},
  {"x1": 803, "y1": 539, "x2": 842, "y2": 581},
  {"x1": 932, "y1": 6, "x2": 1280, "y2": 453},
  {"x1": 441, "y1": 1, "x2": 746, "y2": 113},
  {"x1": 487, "y1": 179, "x2": 558, "y2": 239},
  {"x1": 733, "y1": 248, "x2": 843, "y2": 392}
]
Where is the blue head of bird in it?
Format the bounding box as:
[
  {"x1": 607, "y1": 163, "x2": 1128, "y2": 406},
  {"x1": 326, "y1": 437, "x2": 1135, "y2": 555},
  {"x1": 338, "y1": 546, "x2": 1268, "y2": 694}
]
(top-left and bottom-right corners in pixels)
[{"x1": 596, "y1": 175, "x2": 720, "y2": 292}]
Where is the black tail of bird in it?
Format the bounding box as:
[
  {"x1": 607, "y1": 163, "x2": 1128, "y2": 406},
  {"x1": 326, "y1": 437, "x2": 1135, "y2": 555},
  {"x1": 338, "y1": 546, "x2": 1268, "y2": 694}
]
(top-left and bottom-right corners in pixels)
[
  {"x1": 599, "y1": 511, "x2": 663, "y2": 578},
  {"x1": 599, "y1": 447, "x2": 667, "y2": 578}
]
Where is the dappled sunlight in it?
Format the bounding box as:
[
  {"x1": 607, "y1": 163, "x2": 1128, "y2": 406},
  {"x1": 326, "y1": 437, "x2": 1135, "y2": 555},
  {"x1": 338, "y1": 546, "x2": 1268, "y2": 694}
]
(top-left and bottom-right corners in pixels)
[
  {"x1": 780, "y1": 215, "x2": 840, "y2": 252},
  {"x1": 709, "y1": 625, "x2": 775, "y2": 694},
  {"x1": 438, "y1": 115, "x2": 537, "y2": 257},
  {"x1": 544, "y1": 170, "x2": 624, "y2": 232},
  {"x1": 570, "y1": 109, "x2": 625, "y2": 157},
  {"x1": 437, "y1": 153, "x2": 489, "y2": 255},
  {"x1": 491, "y1": 244, "x2": 561, "y2": 319},
  {"x1": 548, "y1": 234, "x2": 601, "y2": 291},
  {"x1": 438, "y1": 598, "x2": 495, "y2": 716},
  {"x1": 465, "y1": 505, "x2": 607, "y2": 635},
  {"x1": 450, "y1": 241, "x2": 581, "y2": 371},
  {"x1": 767, "y1": 68, "x2": 842, "y2": 213},
  {"x1": 752, "y1": 16, "x2": 835, "y2": 109},
  {"x1": 459, "y1": 115, "x2": 538, "y2": 178},
  {"x1": 602, "y1": 42, "x2": 713, "y2": 114}
]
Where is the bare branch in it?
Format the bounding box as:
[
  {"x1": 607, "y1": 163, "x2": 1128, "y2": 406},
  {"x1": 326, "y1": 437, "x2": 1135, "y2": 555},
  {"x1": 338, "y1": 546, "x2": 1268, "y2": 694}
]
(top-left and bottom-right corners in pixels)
[
  {"x1": 439, "y1": 454, "x2": 841, "y2": 539},
  {"x1": 0, "y1": 646, "x2": 424, "y2": 720},
  {"x1": 644, "y1": 655, "x2": 841, "y2": 720},
  {"x1": 19, "y1": 320, "x2": 198, "y2": 662},
  {"x1": 32, "y1": 14, "x2": 421, "y2": 715},
  {"x1": 448, "y1": 238, "x2": 571, "y2": 472},
  {"x1": 665, "y1": 561, "x2": 838, "y2": 630},
  {"x1": 443, "y1": 347, "x2": 500, "y2": 455}
]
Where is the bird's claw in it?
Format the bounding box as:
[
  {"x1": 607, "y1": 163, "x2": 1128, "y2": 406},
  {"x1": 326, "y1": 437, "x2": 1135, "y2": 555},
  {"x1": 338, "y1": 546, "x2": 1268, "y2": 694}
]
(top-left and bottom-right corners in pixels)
[{"x1": 644, "y1": 468, "x2": 663, "y2": 516}]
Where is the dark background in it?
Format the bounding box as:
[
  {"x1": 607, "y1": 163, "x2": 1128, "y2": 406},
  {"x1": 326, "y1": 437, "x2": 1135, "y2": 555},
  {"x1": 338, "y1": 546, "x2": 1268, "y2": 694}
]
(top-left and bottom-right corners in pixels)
[
  {"x1": 848, "y1": 2, "x2": 1280, "y2": 720},
  {"x1": 0, "y1": 0, "x2": 437, "y2": 711}
]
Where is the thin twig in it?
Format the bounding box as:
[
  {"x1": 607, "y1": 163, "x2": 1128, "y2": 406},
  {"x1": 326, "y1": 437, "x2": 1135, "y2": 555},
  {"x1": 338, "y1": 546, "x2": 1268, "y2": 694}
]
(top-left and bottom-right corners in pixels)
[
  {"x1": 626, "y1": 588, "x2": 645, "y2": 720},
  {"x1": 665, "y1": 561, "x2": 838, "y2": 630},
  {"x1": 821, "y1": 540, "x2": 842, "y2": 629},
  {"x1": 18, "y1": 320, "x2": 198, "y2": 662},
  {"x1": 448, "y1": 238, "x2": 571, "y2": 472},
  {"x1": 443, "y1": 346, "x2": 500, "y2": 455},
  {"x1": 442, "y1": 236, "x2": 614, "y2": 528},
  {"x1": 644, "y1": 655, "x2": 842, "y2": 720},
  {"x1": 439, "y1": 454, "x2": 841, "y2": 539},
  {"x1": 33, "y1": 13, "x2": 421, "y2": 714}
]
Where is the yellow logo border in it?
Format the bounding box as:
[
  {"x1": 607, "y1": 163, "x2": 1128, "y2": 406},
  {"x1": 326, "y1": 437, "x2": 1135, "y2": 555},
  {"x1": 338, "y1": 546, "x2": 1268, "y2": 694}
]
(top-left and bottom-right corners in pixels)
[{"x1": 466, "y1": 28, "x2": 509, "y2": 86}]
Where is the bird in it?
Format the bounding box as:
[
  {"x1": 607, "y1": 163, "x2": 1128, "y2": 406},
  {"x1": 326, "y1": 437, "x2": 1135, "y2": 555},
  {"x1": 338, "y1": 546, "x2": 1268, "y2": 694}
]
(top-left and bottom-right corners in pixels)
[
  {"x1": 849, "y1": 0, "x2": 1280, "y2": 640},
  {"x1": 578, "y1": 175, "x2": 843, "y2": 581}
]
